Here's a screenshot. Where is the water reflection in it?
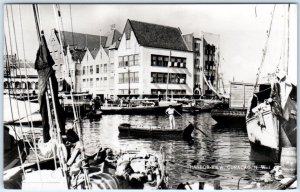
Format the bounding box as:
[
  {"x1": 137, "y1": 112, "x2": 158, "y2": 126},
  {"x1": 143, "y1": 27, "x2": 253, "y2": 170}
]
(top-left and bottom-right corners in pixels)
[{"x1": 77, "y1": 113, "x2": 277, "y2": 189}]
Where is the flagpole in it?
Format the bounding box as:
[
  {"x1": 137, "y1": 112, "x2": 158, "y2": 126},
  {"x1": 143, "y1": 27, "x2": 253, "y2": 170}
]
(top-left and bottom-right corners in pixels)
[{"x1": 166, "y1": 50, "x2": 171, "y2": 100}]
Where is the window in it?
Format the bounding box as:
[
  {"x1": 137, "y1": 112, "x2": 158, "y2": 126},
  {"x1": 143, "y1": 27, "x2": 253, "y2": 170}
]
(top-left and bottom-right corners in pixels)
[
  {"x1": 126, "y1": 39, "x2": 130, "y2": 49},
  {"x1": 124, "y1": 56, "x2": 129, "y2": 67},
  {"x1": 151, "y1": 55, "x2": 157, "y2": 66},
  {"x1": 134, "y1": 54, "x2": 139, "y2": 65},
  {"x1": 124, "y1": 73, "x2": 128, "y2": 83},
  {"x1": 133, "y1": 72, "x2": 139, "y2": 83},
  {"x1": 151, "y1": 73, "x2": 157, "y2": 83},
  {"x1": 96, "y1": 65, "x2": 99, "y2": 74},
  {"x1": 163, "y1": 57, "x2": 169, "y2": 67},
  {"x1": 158, "y1": 56, "x2": 163, "y2": 66},
  {"x1": 96, "y1": 78, "x2": 100, "y2": 86},
  {"x1": 90, "y1": 78, "x2": 93, "y2": 87},
  {"x1": 90, "y1": 66, "x2": 93, "y2": 75},
  {"x1": 83, "y1": 66, "x2": 86, "y2": 75},
  {"x1": 129, "y1": 55, "x2": 134, "y2": 66},
  {"x1": 119, "y1": 56, "x2": 124, "y2": 67},
  {"x1": 104, "y1": 64, "x2": 107, "y2": 73},
  {"x1": 104, "y1": 77, "x2": 107, "y2": 81},
  {"x1": 83, "y1": 79, "x2": 86, "y2": 87},
  {"x1": 119, "y1": 73, "x2": 124, "y2": 84}
]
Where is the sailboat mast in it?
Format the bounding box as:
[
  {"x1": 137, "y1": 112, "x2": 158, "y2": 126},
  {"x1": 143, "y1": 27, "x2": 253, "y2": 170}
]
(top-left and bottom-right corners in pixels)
[
  {"x1": 254, "y1": 5, "x2": 276, "y2": 89},
  {"x1": 166, "y1": 50, "x2": 171, "y2": 100},
  {"x1": 286, "y1": 4, "x2": 290, "y2": 75}
]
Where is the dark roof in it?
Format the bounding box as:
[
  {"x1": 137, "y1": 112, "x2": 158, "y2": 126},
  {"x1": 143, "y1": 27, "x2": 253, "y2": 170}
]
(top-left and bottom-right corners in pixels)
[
  {"x1": 126, "y1": 20, "x2": 189, "y2": 52},
  {"x1": 60, "y1": 31, "x2": 107, "y2": 52},
  {"x1": 105, "y1": 29, "x2": 122, "y2": 48}
]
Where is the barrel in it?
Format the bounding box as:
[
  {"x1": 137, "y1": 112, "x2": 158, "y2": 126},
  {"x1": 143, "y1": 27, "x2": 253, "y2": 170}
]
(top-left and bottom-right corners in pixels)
[{"x1": 280, "y1": 147, "x2": 297, "y2": 177}]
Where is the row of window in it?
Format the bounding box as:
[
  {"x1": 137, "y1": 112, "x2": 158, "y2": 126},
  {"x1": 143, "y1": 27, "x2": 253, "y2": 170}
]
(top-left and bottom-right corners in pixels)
[
  {"x1": 151, "y1": 72, "x2": 186, "y2": 84},
  {"x1": 82, "y1": 77, "x2": 109, "y2": 87},
  {"x1": 4, "y1": 81, "x2": 38, "y2": 90},
  {"x1": 119, "y1": 72, "x2": 139, "y2": 84},
  {"x1": 151, "y1": 89, "x2": 186, "y2": 95},
  {"x1": 205, "y1": 44, "x2": 216, "y2": 55},
  {"x1": 119, "y1": 54, "x2": 139, "y2": 67},
  {"x1": 82, "y1": 64, "x2": 109, "y2": 75},
  {"x1": 119, "y1": 89, "x2": 139, "y2": 95},
  {"x1": 151, "y1": 54, "x2": 187, "y2": 68}
]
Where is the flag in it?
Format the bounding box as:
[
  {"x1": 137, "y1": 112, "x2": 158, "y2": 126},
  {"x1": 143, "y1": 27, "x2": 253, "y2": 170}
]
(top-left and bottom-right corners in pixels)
[{"x1": 34, "y1": 34, "x2": 65, "y2": 143}]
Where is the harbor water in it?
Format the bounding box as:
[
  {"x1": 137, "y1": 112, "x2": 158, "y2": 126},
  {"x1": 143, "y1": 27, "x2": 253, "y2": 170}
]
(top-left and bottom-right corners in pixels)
[{"x1": 79, "y1": 113, "x2": 277, "y2": 189}]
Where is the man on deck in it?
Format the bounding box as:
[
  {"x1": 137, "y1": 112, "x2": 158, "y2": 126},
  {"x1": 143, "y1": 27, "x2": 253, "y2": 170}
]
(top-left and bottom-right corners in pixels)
[{"x1": 165, "y1": 105, "x2": 177, "y2": 129}]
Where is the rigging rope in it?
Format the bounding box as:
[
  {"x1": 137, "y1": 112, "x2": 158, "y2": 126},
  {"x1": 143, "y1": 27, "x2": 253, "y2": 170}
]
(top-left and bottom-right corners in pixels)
[
  {"x1": 52, "y1": 4, "x2": 81, "y2": 140},
  {"x1": 4, "y1": 33, "x2": 26, "y2": 177},
  {"x1": 286, "y1": 4, "x2": 290, "y2": 75}
]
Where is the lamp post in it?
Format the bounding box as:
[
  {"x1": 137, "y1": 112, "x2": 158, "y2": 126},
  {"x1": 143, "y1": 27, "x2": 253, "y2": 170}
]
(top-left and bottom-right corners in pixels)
[
  {"x1": 124, "y1": 63, "x2": 131, "y2": 99},
  {"x1": 128, "y1": 66, "x2": 131, "y2": 98}
]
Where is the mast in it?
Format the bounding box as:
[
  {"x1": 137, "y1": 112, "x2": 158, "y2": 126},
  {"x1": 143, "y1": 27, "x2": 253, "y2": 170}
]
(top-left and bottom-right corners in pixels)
[
  {"x1": 286, "y1": 4, "x2": 290, "y2": 75},
  {"x1": 254, "y1": 5, "x2": 276, "y2": 89},
  {"x1": 166, "y1": 50, "x2": 171, "y2": 100}
]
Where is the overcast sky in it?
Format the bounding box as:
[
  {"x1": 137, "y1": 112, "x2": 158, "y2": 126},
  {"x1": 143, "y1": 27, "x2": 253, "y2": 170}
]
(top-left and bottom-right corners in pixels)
[{"x1": 3, "y1": 4, "x2": 297, "y2": 85}]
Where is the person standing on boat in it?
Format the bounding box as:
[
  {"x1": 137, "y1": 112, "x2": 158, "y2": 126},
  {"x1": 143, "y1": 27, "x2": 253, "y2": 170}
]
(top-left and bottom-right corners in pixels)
[{"x1": 166, "y1": 105, "x2": 177, "y2": 129}]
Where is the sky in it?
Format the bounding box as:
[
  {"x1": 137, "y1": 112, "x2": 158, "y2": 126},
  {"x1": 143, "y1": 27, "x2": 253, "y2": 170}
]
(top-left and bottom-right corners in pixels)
[{"x1": 3, "y1": 4, "x2": 297, "y2": 85}]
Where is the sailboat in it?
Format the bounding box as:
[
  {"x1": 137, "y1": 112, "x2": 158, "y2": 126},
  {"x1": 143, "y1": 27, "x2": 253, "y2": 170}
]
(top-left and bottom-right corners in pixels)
[
  {"x1": 246, "y1": 5, "x2": 297, "y2": 151},
  {"x1": 3, "y1": 4, "x2": 168, "y2": 189}
]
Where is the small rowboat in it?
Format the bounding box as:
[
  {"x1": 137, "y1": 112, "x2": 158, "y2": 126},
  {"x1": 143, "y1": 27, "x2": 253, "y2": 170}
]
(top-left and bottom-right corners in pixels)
[{"x1": 118, "y1": 123, "x2": 194, "y2": 140}]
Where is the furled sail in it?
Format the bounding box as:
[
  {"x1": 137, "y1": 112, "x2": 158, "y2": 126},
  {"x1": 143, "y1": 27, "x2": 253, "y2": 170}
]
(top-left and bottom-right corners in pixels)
[{"x1": 34, "y1": 33, "x2": 65, "y2": 142}]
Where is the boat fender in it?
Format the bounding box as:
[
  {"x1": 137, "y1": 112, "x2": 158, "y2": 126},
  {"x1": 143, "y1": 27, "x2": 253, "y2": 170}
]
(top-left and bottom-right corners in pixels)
[
  {"x1": 67, "y1": 148, "x2": 80, "y2": 166},
  {"x1": 57, "y1": 143, "x2": 68, "y2": 163},
  {"x1": 38, "y1": 138, "x2": 57, "y2": 158}
]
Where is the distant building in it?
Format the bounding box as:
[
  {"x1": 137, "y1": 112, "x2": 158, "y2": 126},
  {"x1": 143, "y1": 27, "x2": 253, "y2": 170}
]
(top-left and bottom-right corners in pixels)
[
  {"x1": 116, "y1": 19, "x2": 194, "y2": 98},
  {"x1": 183, "y1": 32, "x2": 220, "y2": 97},
  {"x1": 49, "y1": 29, "x2": 121, "y2": 98},
  {"x1": 3, "y1": 67, "x2": 38, "y2": 96},
  {"x1": 3, "y1": 54, "x2": 38, "y2": 95}
]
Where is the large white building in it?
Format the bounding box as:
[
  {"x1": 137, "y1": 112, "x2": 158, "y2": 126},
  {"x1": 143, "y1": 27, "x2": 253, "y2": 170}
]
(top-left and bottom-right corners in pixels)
[{"x1": 116, "y1": 19, "x2": 194, "y2": 98}]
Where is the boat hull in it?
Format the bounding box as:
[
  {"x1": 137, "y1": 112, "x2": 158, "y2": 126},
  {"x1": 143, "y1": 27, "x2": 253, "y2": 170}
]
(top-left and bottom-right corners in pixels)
[
  {"x1": 118, "y1": 124, "x2": 184, "y2": 138},
  {"x1": 211, "y1": 108, "x2": 246, "y2": 127},
  {"x1": 246, "y1": 109, "x2": 280, "y2": 150}
]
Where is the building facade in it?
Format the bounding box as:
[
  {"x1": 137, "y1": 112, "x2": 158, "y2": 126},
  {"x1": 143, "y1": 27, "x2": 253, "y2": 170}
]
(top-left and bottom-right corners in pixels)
[
  {"x1": 116, "y1": 19, "x2": 194, "y2": 99},
  {"x1": 183, "y1": 32, "x2": 220, "y2": 97},
  {"x1": 48, "y1": 20, "x2": 220, "y2": 99}
]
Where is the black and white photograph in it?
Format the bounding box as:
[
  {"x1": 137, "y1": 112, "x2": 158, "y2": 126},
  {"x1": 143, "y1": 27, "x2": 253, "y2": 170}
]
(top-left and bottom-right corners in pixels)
[{"x1": 2, "y1": 3, "x2": 297, "y2": 190}]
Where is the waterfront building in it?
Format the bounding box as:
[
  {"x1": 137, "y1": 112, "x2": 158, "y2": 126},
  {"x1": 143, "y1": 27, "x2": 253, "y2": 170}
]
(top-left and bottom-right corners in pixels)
[
  {"x1": 49, "y1": 29, "x2": 121, "y2": 98},
  {"x1": 3, "y1": 66, "x2": 38, "y2": 96},
  {"x1": 3, "y1": 54, "x2": 38, "y2": 96},
  {"x1": 116, "y1": 19, "x2": 194, "y2": 98},
  {"x1": 183, "y1": 32, "x2": 220, "y2": 97}
]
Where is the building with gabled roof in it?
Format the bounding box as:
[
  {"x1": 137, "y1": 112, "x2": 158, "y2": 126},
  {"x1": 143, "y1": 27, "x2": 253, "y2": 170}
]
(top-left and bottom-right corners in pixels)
[
  {"x1": 115, "y1": 19, "x2": 194, "y2": 98},
  {"x1": 48, "y1": 28, "x2": 121, "y2": 94}
]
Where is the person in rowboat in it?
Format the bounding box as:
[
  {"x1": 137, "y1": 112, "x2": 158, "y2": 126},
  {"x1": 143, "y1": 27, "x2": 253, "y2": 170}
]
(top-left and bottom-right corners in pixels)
[{"x1": 165, "y1": 105, "x2": 178, "y2": 129}]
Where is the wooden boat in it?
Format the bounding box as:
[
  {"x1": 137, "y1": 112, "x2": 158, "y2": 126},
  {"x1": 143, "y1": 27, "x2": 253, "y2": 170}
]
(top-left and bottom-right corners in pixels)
[
  {"x1": 211, "y1": 108, "x2": 247, "y2": 127},
  {"x1": 118, "y1": 123, "x2": 194, "y2": 140},
  {"x1": 86, "y1": 110, "x2": 103, "y2": 119}
]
